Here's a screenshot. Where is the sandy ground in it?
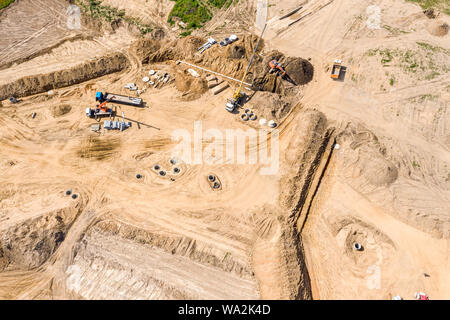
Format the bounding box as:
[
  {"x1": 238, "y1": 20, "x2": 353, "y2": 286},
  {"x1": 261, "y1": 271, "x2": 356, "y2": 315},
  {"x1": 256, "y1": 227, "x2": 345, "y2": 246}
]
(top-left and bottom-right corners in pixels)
[
  {"x1": 0, "y1": 0, "x2": 86, "y2": 68},
  {"x1": 0, "y1": 0, "x2": 449, "y2": 300},
  {"x1": 262, "y1": 0, "x2": 450, "y2": 299}
]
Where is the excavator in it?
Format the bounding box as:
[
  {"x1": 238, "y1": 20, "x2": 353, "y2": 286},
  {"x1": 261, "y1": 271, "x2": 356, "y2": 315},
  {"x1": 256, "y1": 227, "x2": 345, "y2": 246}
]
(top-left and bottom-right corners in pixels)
[{"x1": 268, "y1": 60, "x2": 286, "y2": 77}]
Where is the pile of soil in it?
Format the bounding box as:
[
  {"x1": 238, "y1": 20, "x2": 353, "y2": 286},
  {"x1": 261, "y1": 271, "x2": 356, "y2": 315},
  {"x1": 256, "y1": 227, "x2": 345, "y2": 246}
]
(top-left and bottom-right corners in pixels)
[
  {"x1": 0, "y1": 52, "x2": 128, "y2": 101},
  {"x1": 249, "y1": 91, "x2": 294, "y2": 121},
  {"x1": 130, "y1": 38, "x2": 161, "y2": 63},
  {"x1": 147, "y1": 36, "x2": 205, "y2": 63},
  {"x1": 51, "y1": 104, "x2": 72, "y2": 117},
  {"x1": 146, "y1": 35, "x2": 313, "y2": 96},
  {"x1": 252, "y1": 50, "x2": 314, "y2": 95},
  {"x1": 174, "y1": 69, "x2": 208, "y2": 101},
  {"x1": 0, "y1": 204, "x2": 81, "y2": 271},
  {"x1": 427, "y1": 21, "x2": 449, "y2": 36},
  {"x1": 423, "y1": 9, "x2": 437, "y2": 19}
]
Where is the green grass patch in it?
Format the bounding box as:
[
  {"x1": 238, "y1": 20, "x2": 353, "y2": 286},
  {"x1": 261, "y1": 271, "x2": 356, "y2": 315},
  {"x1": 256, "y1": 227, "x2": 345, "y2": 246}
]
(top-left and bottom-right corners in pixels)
[
  {"x1": 389, "y1": 76, "x2": 395, "y2": 86},
  {"x1": 366, "y1": 44, "x2": 449, "y2": 80},
  {"x1": 76, "y1": 0, "x2": 152, "y2": 35},
  {"x1": 208, "y1": 0, "x2": 234, "y2": 8},
  {"x1": 168, "y1": 0, "x2": 212, "y2": 31},
  {"x1": 406, "y1": 0, "x2": 450, "y2": 15},
  {"x1": 0, "y1": 0, "x2": 14, "y2": 10},
  {"x1": 416, "y1": 41, "x2": 447, "y2": 53}
]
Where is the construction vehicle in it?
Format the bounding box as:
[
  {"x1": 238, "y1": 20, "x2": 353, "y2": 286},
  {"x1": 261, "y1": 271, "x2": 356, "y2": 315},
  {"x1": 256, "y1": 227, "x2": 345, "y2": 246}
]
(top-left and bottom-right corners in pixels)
[
  {"x1": 415, "y1": 292, "x2": 429, "y2": 300},
  {"x1": 226, "y1": 24, "x2": 266, "y2": 113},
  {"x1": 269, "y1": 60, "x2": 287, "y2": 77},
  {"x1": 95, "y1": 91, "x2": 143, "y2": 107},
  {"x1": 86, "y1": 97, "x2": 115, "y2": 119},
  {"x1": 330, "y1": 59, "x2": 343, "y2": 80}
]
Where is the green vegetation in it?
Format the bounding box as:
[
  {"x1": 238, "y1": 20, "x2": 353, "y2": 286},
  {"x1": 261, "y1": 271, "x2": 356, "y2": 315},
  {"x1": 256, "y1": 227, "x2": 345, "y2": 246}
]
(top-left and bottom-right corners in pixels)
[
  {"x1": 366, "y1": 43, "x2": 449, "y2": 80},
  {"x1": 406, "y1": 0, "x2": 450, "y2": 15},
  {"x1": 168, "y1": 0, "x2": 234, "y2": 36},
  {"x1": 208, "y1": 0, "x2": 234, "y2": 9},
  {"x1": 416, "y1": 41, "x2": 447, "y2": 53},
  {"x1": 0, "y1": 0, "x2": 14, "y2": 10},
  {"x1": 180, "y1": 30, "x2": 192, "y2": 37},
  {"x1": 76, "y1": 0, "x2": 152, "y2": 35},
  {"x1": 383, "y1": 24, "x2": 410, "y2": 35},
  {"x1": 389, "y1": 75, "x2": 395, "y2": 86},
  {"x1": 412, "y1": 161, "x2": 421, "y2": 168},
  {"x1": 409, "y1": 94, "x2": 439, "y2": 103},
  {"x1": 168, "y1": 0, "x2": 212, "y2": 32}
]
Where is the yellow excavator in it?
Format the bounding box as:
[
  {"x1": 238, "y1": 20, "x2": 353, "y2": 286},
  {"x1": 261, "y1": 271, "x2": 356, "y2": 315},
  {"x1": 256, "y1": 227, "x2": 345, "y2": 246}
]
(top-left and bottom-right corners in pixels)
[{"x1": 226, "y1": 24, "x2": 267, "y2": 113}]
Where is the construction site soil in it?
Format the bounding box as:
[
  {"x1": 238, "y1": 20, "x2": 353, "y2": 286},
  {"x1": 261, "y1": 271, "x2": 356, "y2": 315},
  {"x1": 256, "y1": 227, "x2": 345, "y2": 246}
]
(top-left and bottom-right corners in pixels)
[{"x1": 0, "y1": 0, "x2": 449, "y2": 300}]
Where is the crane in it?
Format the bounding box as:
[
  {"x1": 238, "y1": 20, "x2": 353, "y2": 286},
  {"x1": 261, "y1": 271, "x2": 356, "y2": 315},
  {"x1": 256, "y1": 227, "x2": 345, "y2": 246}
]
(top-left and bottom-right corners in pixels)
[{"x1": 226, "y1": 24, "x2": 267, "y2": 113}]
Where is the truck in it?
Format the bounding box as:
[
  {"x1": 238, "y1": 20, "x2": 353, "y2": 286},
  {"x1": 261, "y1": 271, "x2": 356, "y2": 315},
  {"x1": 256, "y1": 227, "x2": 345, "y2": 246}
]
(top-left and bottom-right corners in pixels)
[
  {"x1": 95, "y1": 91, "x2": 144, "y2": 107},
  {"x1": 85, "y1": 107, "x2": 114, "y2": 119},
  {"x1": 330, "y1": 59, "x2": 342, "y2": 80}
]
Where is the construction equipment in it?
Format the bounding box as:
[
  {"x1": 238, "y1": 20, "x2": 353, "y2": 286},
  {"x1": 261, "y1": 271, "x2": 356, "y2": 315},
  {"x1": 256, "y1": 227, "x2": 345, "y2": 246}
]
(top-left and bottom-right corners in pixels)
[
  {"x1": 9, "y1": 97, "x2": 18, "y2": 104},
  {"x1": 86, "y1": 96, "x2": 115, "y2": 119},
  {"x1": 95, "y1": 91, "x2": 143, "y2": 107},
  {"x1": 330, "y1": 59, "x2": 343, "y2": 80},
  {"x1": 198, "y1": 37, "x2": 217, "y2": 53},
  {"x1": 226, "y1": 24, "x2": 267, "y2": 113},
  {"x1": 219, "y1": 34, "x2": 238, "y2": 47},
  {"x1": 125, "y1": 83, "x2": 138, "y2": 91},
  {"x1": 269, "y1": 60, "x2": 287, "y2": 77},
  {"x1": 85, "y1": 105, "x2": 114, "y2": 119},
  {"x1": 415, "y1": 292, "x2": 429, "y2": 300}
]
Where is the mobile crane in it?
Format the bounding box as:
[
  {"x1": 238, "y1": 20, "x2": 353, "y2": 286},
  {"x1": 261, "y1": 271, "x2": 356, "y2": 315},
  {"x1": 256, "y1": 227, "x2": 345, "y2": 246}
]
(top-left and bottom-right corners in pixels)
[{"x1": 225, "y1": 24, "x2": 267, "y2": 113}]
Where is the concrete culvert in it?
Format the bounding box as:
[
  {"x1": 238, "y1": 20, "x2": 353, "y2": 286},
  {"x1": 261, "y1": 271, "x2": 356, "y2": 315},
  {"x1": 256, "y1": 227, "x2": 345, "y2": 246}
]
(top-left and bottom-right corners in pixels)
[
  {"x1": 249, "y1": 113, "x2": 257, "y2": 121},
  {"x1": 65, "y1": 190, "x2": 72, "y2": 196},
  {"x1": 159, "y1": 171, "x2": 166, "y2": 176},
  {"x1": 71, "y1": 194, "x2": 78, "y2": 199},
  {"x1": 170, "y1": 158, "x2": 176, "y2": 165},
  {"x1": 244, "y1": 109, "x2": 251, "y2": 114},
  {"x1": 154, "y1": 165, "x2": 160, "y2": 170},
  {"x1": 208, "y1": 175, "x2": 215, "y2": 182},
  {"x1": 173, "y1": 167, "x2": 180, "y2": 174},
  {"x1": 353, "y1": 242, "x2": 363, "y2": 251},
  {"x1": 241, "y1": 113, "x2": 249, "y2": 121},
  {"x1": 213, "y1": 182, "x2": 221, "y2": 189},
  {"x1": 136, "y1": 174, "x2": 142, "y2": 179}
]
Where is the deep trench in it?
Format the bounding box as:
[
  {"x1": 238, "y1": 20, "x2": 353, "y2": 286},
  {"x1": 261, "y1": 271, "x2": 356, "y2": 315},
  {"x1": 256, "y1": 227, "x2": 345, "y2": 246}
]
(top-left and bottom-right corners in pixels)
[{"x1": 285, "y1": 128, "x2": 336, "y2": 300}]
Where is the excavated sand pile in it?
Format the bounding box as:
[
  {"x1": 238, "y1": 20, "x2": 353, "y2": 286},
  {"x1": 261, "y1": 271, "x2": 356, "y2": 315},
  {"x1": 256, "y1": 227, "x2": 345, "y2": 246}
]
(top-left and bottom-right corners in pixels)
[
  {"x1": 146, "y1": 35, "x2": 314, "y2": 96},
  {"x1": 0, "y1": 53, "x2": 129, "y2": 100}
]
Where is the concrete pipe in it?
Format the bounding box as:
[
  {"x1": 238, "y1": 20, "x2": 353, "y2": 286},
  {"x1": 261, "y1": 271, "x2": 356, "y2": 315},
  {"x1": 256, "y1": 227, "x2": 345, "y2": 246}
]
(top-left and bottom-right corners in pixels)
[
  {"x1": 65, "y1": 190, "x2": 72, "y2": 196},
  {"x1": 213, "y1": 182, "x2": 221, "y2": 189},
  {"x1": 136, "y1": 174, "x2": 142, "y2": 179},
  {"x1": 173, "y1": 168, "x2": 180, "y2": 174},
  {"x1": 244, "y1": 108, "x2": 251, "y2": 114},
  {"x1": 208, "y1": 175, "x2": 215, "y2": 182},
  {"x1": 249, "y1": 113, "x2": 257, "y2": 121},
  {"x1": 154, "y1": 165, "x2": 160, "y2": 170},
  {"x1": 159, "y1": 171, "x2": 166, "y2": 176},
  {"x1": 71, "y1": 194, "x2": 78, "y2": 199},
  {"x1": 170, "y1": 158, "x2": 176, "y2": 165},
  {"x1": 241, "y1": 113, "x2": 249, "y2": 121},
  {"x1": 353, "y1": 242, "x2": 363, "y2": 251}
]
